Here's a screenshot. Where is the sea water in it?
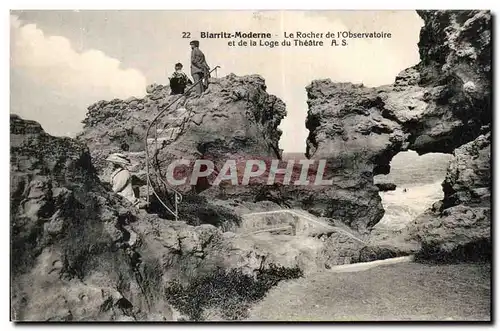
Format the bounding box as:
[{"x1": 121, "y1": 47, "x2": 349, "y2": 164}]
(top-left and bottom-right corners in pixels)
[{"x1": 374, "y1": 151, "x2": 452, "y2": 230}]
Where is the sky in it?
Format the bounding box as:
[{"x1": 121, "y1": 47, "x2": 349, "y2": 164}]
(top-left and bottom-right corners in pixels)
[{"x1": 10, "y1": 10, "x2": 423, "y2": 153}]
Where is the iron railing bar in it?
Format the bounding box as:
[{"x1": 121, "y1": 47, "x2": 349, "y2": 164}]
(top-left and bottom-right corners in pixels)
[{"x1": 145, "y1": 66, "x2": 220, "y2": 220}]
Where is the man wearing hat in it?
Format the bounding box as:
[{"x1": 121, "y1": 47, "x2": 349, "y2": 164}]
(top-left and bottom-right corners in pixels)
[
  {"x1": 106, "y1": 152, "x2": 145, "y2": 208},
  {"x1": 190, "y1": 40, "x2": 211, "y2": 95},
  {"x1": 169, "y1": 62, "x2": 192, "y2": 95}
]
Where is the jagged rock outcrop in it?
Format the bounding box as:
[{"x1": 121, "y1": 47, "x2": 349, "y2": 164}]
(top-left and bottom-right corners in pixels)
[
  {"x1": 12, "y1": 115, "x2": 370, "y2": 321},
  {"x1": 75, "y1": 10, "x2": 490, "y2": 259},
  {"x1": 375, "y1": 182, "x2": 397, "y2": 192},
  {"x1": 78, "y1": 74, "x2": 286, "y2": 220},
  {"x1": 300, "y1": 10, "x2": 491, "y2": 235},
  {"x1": 410, "y1": 10, "x2": 491, "y2": 153},
  {"x1": 10, "y1": 114, "x2": 172, "y2": 321},
  {"x1": 78, "y1": 74, "x2": 285, "y2": 178},
  {"x1": 405, "y1": 130, "x2": 491, "y2": 261},
  {"x1": 10, "y1": 114, "x2": 271, "y2": 321},
  {"x1": 297, "y1": 81, "x2": 402, "y2": 233}
]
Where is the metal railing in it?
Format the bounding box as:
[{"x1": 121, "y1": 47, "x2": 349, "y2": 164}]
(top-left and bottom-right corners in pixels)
[{"x1": 144, "y1": 66, "x2": 221, "y2": 221}]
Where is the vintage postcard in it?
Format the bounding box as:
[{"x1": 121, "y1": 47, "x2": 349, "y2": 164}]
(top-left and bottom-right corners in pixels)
[{"x1": 10, "y1": 10, "x2": 491, "y2": 322}]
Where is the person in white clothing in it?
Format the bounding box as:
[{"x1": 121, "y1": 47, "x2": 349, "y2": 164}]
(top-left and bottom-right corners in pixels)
[{"x1": 105, "y1": 153, "x2": 146, "y2": 208}]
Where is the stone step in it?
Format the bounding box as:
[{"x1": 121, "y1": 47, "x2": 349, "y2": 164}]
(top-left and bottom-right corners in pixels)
[
  {"x1": 172, "y1": 107, "x2": 189, "y2": 118},
  {"x1": 160, "y1": 117, "x2": 185, "y2": 125},
  {"x1": 160, "y1": 108, "x2": 190, "y2": 123},
  {"x1": 328, "y1": 256, "x2": 414, "y2": 273},
  {"x1": 125, "y1": 151, "x2": 146, "y2": 157},
  {"x1": 156, "y1": 117, "x2": 185, "y2": 130},
  {"x1": 238, "y1": 209, "x2": 339, "y2": 237},
  {"x1": 147, "y1": 136, "x2": 174, "y2": 144},
  {"x1": 149, "y1": 127, "x2": 182, "y2": 142},
  {"x1": 155, "y1": 126, "x2": 182, "y2": 136}
]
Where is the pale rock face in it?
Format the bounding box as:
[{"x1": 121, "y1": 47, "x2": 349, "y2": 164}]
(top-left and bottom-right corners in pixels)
[{"x1": 463, "y1": 81, "x2": 476, "y2": 93}]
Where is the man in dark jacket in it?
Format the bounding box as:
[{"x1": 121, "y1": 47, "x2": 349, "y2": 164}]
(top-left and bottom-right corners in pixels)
[
  {"x1": 190, "y1": 40, "x2": 210, "y2": 95},
  {"x1": 169, "y1": 63, "x2": 192, "y2": 95}
]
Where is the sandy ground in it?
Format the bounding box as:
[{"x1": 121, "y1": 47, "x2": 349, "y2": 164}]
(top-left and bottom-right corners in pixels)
[{"x1": 246, "y1": 261, "x2": 491, "y2": 321}]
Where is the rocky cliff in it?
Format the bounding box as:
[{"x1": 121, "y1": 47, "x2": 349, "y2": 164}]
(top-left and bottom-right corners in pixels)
[
  {"x1": 77, "y1": 74, "x2": 286, "y2": 205},
  {"x1": 303, "y1": 10, "x2": 491, "y2": 252},
  {"x1": 11, "y1": 114, "x2": 173, "y2": 321},
  {"x1": 406, "y1": 129, "x2": 491, "y2": 261},
  {"x1": 10, "y1": 9, "x2": 491, "y2": 322},
  {"x1": 76, "y1": 11, "x2": 491, "y2": 242},
  {"x1": 12, "y1": 113, "x2": 371, "y2": 321}
]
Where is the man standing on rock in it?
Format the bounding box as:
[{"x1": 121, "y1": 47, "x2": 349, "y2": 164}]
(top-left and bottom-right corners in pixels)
[
  {"x1": 169, "y1": 62, "x2": 192, "y2": 95},
  {"x1": 190, "y1": 40, "x2": 210, "y2": 95}
]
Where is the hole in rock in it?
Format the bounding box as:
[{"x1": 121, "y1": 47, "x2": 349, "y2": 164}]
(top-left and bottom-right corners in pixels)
[{"x1": 373, "y1": 151, "x2": 452, "y2": 231}]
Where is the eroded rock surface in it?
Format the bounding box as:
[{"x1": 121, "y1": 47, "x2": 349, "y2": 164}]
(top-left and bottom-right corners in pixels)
[
  {"x1": 12, "y1": 11, "x2": 492, "y2": 322},
  {"x1": 10, "y1": 114, "x2": 172, "y2": 321},
  {"x1": 406, "y1": 131, "x2": 491, "y2": 261},
  {"x1": 78, "y1": 74, "x2": 286, "y2": 205},
  {"x1": 300, "y1": 10, "x2": 491, "y2": 236},
  {"x1": 11, "y1": 115, "x2": 367, "y2": 321}
]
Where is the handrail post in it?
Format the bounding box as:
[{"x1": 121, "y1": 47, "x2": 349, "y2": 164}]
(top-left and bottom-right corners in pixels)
[
  {"x1": 155, "y1": 121, "x2": 158, "y2": 150},
  {"x1": 146, "y1": 168, "x2": 150, "y2": 205},
  {"x1": 175, "y1": 195, "x2": 178, "y2": 222}
]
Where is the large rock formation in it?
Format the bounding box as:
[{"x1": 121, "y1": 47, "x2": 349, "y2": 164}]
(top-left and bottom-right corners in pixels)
[
  {"x1": 10, "y1": 115, "x2": 172, "y2": 321},
  {"x1": 299, "y1": 81, "x2": 403, "y2": 232},
  {"x1": 406, "y1": 130, "x2": 491, "y2": 261},
  {"x1": 75, "y1": 11, "x2": 490, "y2": 243},
  {"x1": 11, "y1": 115, "x2": 288, "y2": 321},
  {"x1": 391, "y1": 10, "x2": 491, "y2": 260},
  {"x1": 301, "y1": 10, "x2": 491, "y2": 237},
  {"x1": 11, "y1": 10, "x2": 491, "y2": 322},
  {"x1": 78, "y1": 74, "x2": 286, "y2": 206},
  {"x1": 363, "y1": 129, "x2": 491, "y2": 263},
  {"x1": 11, "y1": 114, "x2": 370, "y2": 321}
]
